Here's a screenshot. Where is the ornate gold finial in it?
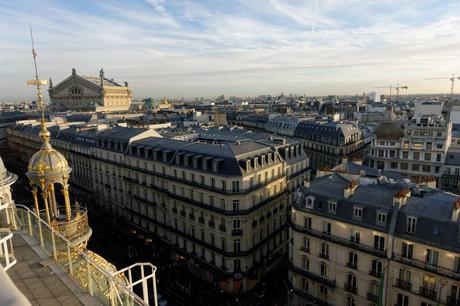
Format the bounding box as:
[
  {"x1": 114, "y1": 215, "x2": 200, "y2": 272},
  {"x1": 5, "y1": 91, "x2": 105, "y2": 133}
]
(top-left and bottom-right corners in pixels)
[
  {"x1": 27, "y1": 25, "x2": 51, "y2": 149},
  {"x1": 162, "y1": 96, "x2": 168, "y2": 104}
]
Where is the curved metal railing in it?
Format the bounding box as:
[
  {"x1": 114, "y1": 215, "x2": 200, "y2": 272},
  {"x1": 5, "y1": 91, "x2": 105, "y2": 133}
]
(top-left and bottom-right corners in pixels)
[
  {"x1": 8, "y1": 204, "x2": 157, "y2": 306},
  {"x1": 40, "y1": 206, "x2": 91, "y2": 242}
]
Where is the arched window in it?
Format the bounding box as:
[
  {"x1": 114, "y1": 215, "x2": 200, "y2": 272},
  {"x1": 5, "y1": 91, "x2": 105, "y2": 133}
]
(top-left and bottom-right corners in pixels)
[{"x1": 70, "y1": 87, "x2": 82, "y2": 100}]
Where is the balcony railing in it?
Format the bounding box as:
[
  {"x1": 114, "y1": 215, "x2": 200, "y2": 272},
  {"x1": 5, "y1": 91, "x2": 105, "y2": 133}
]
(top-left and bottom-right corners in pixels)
[
  {"x1": 288, "y1": 260, "x2": 336, "y2": 288},
  {"x1": 346, "y1": 262, "x2": 357, "y2": 270},
  {"x1": 419, "y1": 286, "x2": 437, "y2": 300},
  {"x1": 393, "y1": 254, "x2": 460, "y2": 280},
  {"x1": 44, "y1": 206, "x2": 91, "y2": 244},
  {"x1": 231, "y1": 229, "x2": 243, "y2": 236},
  {"x1": 288, "y1": 218, "x2": 386, "y2": 258},
  {"x1": 319, "y1": 252, "x2": 329, "y2": 260},
  {"x1": 9, "y1": 204, "x2": 158, "y2": 306},
  {"x1": 344, "y1": 283, "x2": 357, "y2": 294},
  {"x1": 396, "y1": 278, "x2": 412, "y2": 291},
  {"x1": 369, "y1": 269, "x2": 382, "y2": 278},
  {"x1": 447, "y1": 295, "x2": 460, "y2": 305},
  {"x1": 367, "y1": 292, "x2": 379, "y2": 303}
]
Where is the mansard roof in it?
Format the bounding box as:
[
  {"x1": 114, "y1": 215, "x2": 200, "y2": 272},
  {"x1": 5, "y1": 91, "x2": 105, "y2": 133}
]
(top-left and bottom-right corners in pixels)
[{"x1": 295, "y1": 173, "x2": 460, "y2": 253}]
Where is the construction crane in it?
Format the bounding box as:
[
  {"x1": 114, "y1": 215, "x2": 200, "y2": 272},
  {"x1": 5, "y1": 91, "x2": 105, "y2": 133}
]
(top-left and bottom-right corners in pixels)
[
  {"x1": 424, "y1": 73, "x2": 460, "y2": 99},
  {"x1": 373, "y1": 82, "x2": 408, "y2": 101}
]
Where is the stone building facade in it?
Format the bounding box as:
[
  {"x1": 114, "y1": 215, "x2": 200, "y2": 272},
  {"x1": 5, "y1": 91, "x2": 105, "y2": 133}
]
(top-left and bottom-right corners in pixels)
[
  {"x1": 294, "y1": 121, "x2": 365, "y2": 172},
  {"x1": 49, "y1": 68, "x2": 131, "y2": 112},
  {"x1": 7, "y1": 123, "x2": 310, "y2": 293},
  {"x1": 369, "y1": 116, "x2": 452, "y2": 183},
  {"x1": 289, "y1": 168, "x2": 460, "y2": 306}
]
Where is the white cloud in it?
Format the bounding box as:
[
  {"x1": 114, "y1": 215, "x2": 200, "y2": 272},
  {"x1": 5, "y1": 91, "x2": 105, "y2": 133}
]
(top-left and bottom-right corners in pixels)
[{"x1": 1, "y1": 0, "x2": 460, "y2": 100}]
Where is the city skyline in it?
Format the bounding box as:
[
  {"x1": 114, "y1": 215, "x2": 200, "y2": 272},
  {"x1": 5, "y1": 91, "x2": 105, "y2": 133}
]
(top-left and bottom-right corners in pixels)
[{"x1": 2, "y1": 0, "x2": 460, "y2": 100}]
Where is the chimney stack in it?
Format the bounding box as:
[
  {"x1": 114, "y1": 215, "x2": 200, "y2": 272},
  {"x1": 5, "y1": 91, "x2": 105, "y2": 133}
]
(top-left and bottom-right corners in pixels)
[
  {"x1": 344, "y1": 179, "x2": 359, "y2": 199},
  {"x1": 303, "y1": 177, "x2": 310, "y2": 188},
  {"x1": 393, "y1": 189, "x2": 410, "y2": 207}
]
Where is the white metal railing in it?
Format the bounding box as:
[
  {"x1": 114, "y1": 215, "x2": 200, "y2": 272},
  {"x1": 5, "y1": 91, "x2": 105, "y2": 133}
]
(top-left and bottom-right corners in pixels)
[
  {"x1": 7, "y1": 204, "x2": 157, "y2": 306},
  {"x1": 0, "y1": 229, "x2": 16, "y2": 271}
]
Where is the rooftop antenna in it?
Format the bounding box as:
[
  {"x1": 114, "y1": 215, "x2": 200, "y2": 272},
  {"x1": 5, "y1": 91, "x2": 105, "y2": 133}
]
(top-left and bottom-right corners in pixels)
[{"x1": 27, "y1": 25, "x2": 50, "y2": 147}]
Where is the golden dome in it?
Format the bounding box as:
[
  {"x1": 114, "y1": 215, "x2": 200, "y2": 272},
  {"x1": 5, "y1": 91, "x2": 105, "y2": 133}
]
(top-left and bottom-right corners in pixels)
[{"x1": 27, "y1": 145, "x2": 71, "y2": 184}]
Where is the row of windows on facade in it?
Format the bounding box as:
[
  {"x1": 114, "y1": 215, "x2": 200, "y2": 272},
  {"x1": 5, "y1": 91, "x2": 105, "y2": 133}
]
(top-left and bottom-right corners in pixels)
[
  {"x1": 129, "y1": 191, "x2": 286, "y2": 236},
  {"x1": 304, "y1": 199, "x2": 388, "y2": 225},
  {"x1": 300, "y1": 277, "x2": 456, "y2": 306},
  {"x1": 172, "y1": 201, "x2": 284, "y2": 226},
  {"x1": 303, "y1": 212, "x2": 418, "y2": 238},
  {"x1": 376, "y1": 139, "x2": 445, "y2": 149},
  {"x1": 125, "y1": 161, "x2": 287, "y2": 193},
  {"x1": 301, "y1": 232, "x2": 458, "y2": 272},
  {"x1": 377, "y1": 160, "x2": 441, "y2": 173},
  {"x1": 374, "y1": 149, "x2": 443, "y2": 162},
  {"x1": 172, "y1": 233, "x2": 284, "y2": 271},
  {"x1": 406, "y1": 130, "x2": 445, "y2": 138},
  {"x1": 174, "y1": 214, "x2": 282, "y2": 242}
]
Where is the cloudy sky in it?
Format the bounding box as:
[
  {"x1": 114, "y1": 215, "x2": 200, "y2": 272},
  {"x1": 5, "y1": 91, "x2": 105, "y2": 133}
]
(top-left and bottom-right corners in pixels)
[{"x1": 1, "y1": 0, "x2": 460, "y2": 100}]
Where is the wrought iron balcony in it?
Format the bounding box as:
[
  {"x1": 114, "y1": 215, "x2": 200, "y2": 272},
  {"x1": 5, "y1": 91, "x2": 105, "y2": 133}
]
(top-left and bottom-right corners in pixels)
[
  {"x1": 447, "y1": 295, "x2": 460, "y2": 305},
  {"x1": 43, "y1": 206, "x2": 91, "y2": 244},
  {"x1": 396, "y1": 279, "x2": 412, "y2": 291},
  {"x1": 231, "y1": 229, "x2": 243, "y2": 236},
  {"x1": 344, "y1": 283, "x2": 357, "y2": 294},
  {"x1": 346, "y1": 262, "x2": 357, "y2": 270},
  {"x1": 393, "y1": 254, "x2": 460, "y2": 280},
  {"x1": 367, "y1": 292, "x2": 379, "y2": 303},
  {"x1": 369, "y1": 269, "x2": 382, "y2": 278},
  {"x1": 319, "y1": 252, "x2": 329, "y2": 260},
  {"x1": 419, "y1": 286, "x2": 437, "y2": 300}
]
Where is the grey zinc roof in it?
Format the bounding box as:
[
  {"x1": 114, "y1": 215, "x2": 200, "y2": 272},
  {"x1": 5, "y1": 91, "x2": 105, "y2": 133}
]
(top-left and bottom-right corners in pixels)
[
  {"x1": 402, "y1": 191, "x2": 457, "y2": 221},
  {"x1": 130, "y1": 128, "x2": 303, "y2": 176},
  {"x1": 294, "y1": 120, "x2": 362, "y2": 143},
  {"x1": 296, "y1": 173, "x2": 460, "y2": 253},
  {"x1": 96, "y1": 127, "x2": 149, "y2": 142},
  {"x1": 334, "y1": 161, "x2": 408, "y2": 181},
  {"x1": 308, "y1": 174, "x2": 350, "y2": 199},
  {"x1": 349, "y1": 184, "x2": 396, "y2": 209}
]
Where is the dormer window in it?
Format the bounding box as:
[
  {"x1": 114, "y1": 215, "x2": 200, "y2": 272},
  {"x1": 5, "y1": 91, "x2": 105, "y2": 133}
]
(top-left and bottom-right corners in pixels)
[
  {"x1": 304, "y1": 196, "x2": 314, "y2": 209},
  {"x1": 353, "y1": 207, "x2": 363, "y2": 220},
  {"x1": 406, "y1": 216, "x2": 417, "y2": 234},
  {"x1": 376, "y1": 212, "x2": 387, "y2": 225},
  {"x1": 328, "y1": 201, "x2": 336, "y2": 214}
]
